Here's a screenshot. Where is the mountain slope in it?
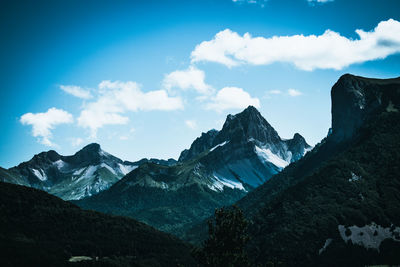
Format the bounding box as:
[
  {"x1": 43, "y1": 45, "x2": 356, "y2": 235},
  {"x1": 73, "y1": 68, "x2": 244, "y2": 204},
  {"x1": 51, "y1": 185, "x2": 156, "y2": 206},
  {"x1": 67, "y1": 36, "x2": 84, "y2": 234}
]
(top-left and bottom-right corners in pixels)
[
  {"x1": 0, "y1": 181, "x2": 195, "y2": 267},
  {"x1": 76, "y1": 106, "x2": 310, "y2": 237},
  {"x1": 238, "y1": 74, "x2": 400, "y2": 216},
  {"x1": 235, "y1": 74, "x2": 400, "y2": 266},
  {"x1": 0, "y1": 143, "x2": 177, "y2": 200},
  {"x1": 248, "y1": 110, "x2": 400, "y2": 266},
  {"x1": 179, "y1": 106, "x2": 311, "y2": 188}
]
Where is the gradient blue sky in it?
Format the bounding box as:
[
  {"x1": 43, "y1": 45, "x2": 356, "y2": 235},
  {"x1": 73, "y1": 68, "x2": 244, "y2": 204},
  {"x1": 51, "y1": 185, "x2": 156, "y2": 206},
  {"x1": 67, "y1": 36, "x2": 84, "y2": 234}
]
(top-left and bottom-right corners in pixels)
[{"x1": 1, "y1": 0, "x2": 399, "y2": 167}]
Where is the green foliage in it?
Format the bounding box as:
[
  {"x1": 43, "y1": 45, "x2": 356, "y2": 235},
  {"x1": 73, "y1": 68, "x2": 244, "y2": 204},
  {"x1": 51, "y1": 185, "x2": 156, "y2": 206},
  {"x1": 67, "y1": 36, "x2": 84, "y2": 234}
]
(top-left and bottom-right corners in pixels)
[
  {"x1": 194, "y1": 206, "x2": 250, "y2": 267},
  {"x1": 0, "y1": 182, "x2": 195, "y2": 266},
  {"x1": 244, "y1": 112, "x2": 400, "y2": 266}
]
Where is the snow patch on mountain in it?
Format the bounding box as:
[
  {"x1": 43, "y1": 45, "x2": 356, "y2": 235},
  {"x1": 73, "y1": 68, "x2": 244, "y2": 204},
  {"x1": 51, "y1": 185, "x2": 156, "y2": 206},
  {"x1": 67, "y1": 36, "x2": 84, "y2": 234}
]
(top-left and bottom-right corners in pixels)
[
  {"x1": 31, "y1": 168, "x2": 47, "y2": 181},
  {"x1": 99, "y1": 149, "x2": 111, "y2": 157},
  {"x1": 77, "y1": 166, "x2": 98, "y2": 182},
  {"x1": 255, "y1": 146, "x2": 289, "y2": 169},
  {"x1": 118, "y1": 163, "x2": 137, "y2": 176},
  {"x1": 53, "y1": 159, "x2": 66, "y2": 170},
  {"x1": 100, "y1": 163, "x2": 116, "y2": 175},
  {"x1": 338, "y1": 223, "x2": 400, "y2": 251},
  {"x1": 73, "y1": 168, "x2": 86, "y2": 176},
  {"x1": 210, "y1": 141, "x2": 229, "y2": 152},
  {"x1": 208, "y1": 173, "x2": 246, "y2": 192}
]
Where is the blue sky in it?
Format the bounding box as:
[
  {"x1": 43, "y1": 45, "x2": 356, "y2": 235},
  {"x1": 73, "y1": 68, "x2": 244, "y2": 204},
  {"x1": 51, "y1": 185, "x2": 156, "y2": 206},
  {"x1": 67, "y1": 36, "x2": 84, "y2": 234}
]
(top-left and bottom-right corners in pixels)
[{"x1": 1, "y1": 0, "x2": 400, "y2": 167}]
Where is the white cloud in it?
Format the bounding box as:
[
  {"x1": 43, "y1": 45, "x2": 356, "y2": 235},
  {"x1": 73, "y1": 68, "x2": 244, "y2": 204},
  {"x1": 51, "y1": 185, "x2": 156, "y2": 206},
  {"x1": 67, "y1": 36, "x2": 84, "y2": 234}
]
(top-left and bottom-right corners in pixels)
[
  {"x1": 288, "y1": 89, "x2": 302, "y2": 97},
  {"x1": 264, "y1": 89, "x2": 282, "y2": 99},
  {"x1": 71, "y1": 137, "x2": 84, "y2": 147},
  {"x1": 232, "y1": 0, "x2": 268, "y2": 7},
  {"x1": 191, "y1": 19, "x2": 400, "y2": 71},
  {"x1": 162, "y1": 66, "x2": 213, "y2": 95},
  {"x1": 185, "y1": 120, "x2": 197, "y2": 129},
  {"x1": 60, "y1": 85, "x2": 92, "y2": 99},
  {"x1": 78, "y1": 80, "x2": 183, "y2": 137},
  {"x1": 308, "y1": 0, "x2": 333, "y2": 3},
  {"x1": 20, "y1": 107, "x2": 73, "y2": 146},
  {"x1": 206, "y1": 87, "x2": 260, "y2": 112}
]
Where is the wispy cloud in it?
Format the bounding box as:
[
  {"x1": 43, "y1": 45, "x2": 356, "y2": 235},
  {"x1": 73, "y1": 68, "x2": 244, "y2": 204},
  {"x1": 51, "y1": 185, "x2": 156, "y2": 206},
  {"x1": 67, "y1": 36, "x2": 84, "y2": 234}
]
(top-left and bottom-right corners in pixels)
[
  {"x1": 185, "y1": 120, "x2": 197, "y2": 129},
  {"x1": 191, "y1": 19, "x2": 400, "y2": 71},
  {"x1": 20, "y1": 108, "x2": 73, "y2": 146},
  {"x1": 162, "y1": 66, "x2": 214, "y2": 95},
  {"x1": 307, "y1": 0, "x2": 334, "y2": 5},
  {"x1": 233, "y1": 0, "x2": 332, "y2": 6},
  {"x1": 206, "y1": 87, "x2": 260, "y2": 112},
  {"x1": 78, "y1": 81, "x2": 183, "y2": 137},
  {"x1": 70, "y1": 137, "x2": 84, "y2": 147},
  {"x1": 264, "y1": 89, "x2": 282, "y2": 99},
  {"x1": 232, "y1": 0, "x2": 268, "y2": 7},
  {"x1": 60, "y1": 85, "x2": 93, "y2": 99},
  {"x1": 268, "y1": 90, "x2": 282, "y2": 95},
  {"x1": 288, "y1": 89, "x2": 302, "y2": 97}
]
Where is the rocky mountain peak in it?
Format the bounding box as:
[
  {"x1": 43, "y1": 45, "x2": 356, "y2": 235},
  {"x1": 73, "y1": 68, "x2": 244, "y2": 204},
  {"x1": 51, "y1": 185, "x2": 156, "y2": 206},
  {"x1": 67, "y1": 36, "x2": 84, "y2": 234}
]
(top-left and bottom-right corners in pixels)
[
  {"x1": 68, "y1": 143, "x2": 108, "y2": 165},
  {"x1": 292, "y1": 133, "x2": 304, "y2": 140},
  {"x1": 216, "y1": 105, "x2": 281, "y2": 145},
  {"x1": 81, "y1": 143, "x2": 101, "y2": 152}
]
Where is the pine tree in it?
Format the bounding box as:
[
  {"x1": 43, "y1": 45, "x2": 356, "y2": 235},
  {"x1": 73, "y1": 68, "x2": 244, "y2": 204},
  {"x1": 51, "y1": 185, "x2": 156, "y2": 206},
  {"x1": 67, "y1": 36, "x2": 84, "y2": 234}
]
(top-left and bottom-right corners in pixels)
[{"x1": 194, "y1": 205, "x2": 250, "y2": 267}]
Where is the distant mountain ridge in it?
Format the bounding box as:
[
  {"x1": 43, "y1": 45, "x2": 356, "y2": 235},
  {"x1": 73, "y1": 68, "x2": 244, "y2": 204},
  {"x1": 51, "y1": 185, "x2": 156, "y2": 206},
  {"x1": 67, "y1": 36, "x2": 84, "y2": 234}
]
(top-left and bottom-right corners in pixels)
[
  {"x1": 0, "y1": 143, "x2": 176, "y2": 200},
  {"x1": 75, "y1": 106, "x2": 310, "y2": 237}
]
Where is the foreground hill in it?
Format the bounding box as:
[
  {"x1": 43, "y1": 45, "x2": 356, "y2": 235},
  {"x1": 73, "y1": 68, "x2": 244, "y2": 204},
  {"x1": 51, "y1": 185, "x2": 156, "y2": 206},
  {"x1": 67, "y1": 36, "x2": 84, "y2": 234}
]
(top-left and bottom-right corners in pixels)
[
  {"x1": 0, "y1": 182, "x2": 194, "y2": 266},
  {"x1": 75, "y1": 106, "x2": 310, "y2": 236},
  {"x1": 236, "y1": 74, "x2": 400, "y2": 266}
]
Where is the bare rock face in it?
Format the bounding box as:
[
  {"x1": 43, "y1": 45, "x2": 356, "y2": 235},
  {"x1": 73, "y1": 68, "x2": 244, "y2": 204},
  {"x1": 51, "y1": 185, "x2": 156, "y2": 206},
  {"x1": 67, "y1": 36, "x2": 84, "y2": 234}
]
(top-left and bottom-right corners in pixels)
[
  {"x1": 179, "y1": 129, "x2": 218, "y2": 162},
  {"x1": 331, "y1": 74, "x2": 400, "y2": 142}
]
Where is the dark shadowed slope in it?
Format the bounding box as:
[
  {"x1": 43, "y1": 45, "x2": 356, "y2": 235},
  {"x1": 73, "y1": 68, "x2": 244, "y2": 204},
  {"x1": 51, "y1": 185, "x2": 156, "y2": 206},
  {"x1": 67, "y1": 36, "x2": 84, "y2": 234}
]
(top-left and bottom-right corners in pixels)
[
  {"x1": 0, "y1": 182, "x2": 195, "y2": 267},
  {"x1": 237, "y1": 74, "x2": 400, "y2": 266}
]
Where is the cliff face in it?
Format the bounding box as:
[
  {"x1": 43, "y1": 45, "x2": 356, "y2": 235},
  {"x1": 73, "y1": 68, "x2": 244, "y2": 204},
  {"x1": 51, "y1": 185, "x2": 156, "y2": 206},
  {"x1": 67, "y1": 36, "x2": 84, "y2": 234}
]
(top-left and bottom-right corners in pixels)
[{"x1": 331, "y1": 74, "x2": 400, "y2": 142}]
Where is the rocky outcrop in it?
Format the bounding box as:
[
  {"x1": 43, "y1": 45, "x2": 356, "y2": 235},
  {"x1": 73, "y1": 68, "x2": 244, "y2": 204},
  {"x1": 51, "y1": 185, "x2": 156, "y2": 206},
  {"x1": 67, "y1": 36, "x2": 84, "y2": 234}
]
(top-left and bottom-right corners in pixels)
[
  {"x1": 179, "y1": 129, "x2": 218, "y2": 162},
  {"x1": 331, "y1": 74, "x2": 400, "y2": 142}
]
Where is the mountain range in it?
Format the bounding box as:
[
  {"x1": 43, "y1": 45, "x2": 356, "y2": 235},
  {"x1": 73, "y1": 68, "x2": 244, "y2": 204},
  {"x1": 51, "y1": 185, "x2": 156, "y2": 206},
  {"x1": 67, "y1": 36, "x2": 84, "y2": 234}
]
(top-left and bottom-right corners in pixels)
[
  {"x1": 0, "y1": 143, "x2": 176, "y2": 200},
  {"x1": 1, "y1": 105, "x2": 310, "y2": 237},
  {"x1": 74, "y1": 105, "x2": 310, "y2": 235},
  {"x1": 1, "y1": 73, "x2": 400, "y2": 266}
]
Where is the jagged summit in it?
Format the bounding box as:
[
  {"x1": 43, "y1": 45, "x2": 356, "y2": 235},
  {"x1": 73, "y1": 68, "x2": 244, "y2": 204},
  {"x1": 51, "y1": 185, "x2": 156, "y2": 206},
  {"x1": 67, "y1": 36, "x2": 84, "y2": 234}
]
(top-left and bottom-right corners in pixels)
[
  {"x1": 216, "y1": 105, "x2": 280, "y2": 145},
  {"x1": 21, "y1": 150, "x2": 61, "y2": 168},
  {"x1": 69, "y1": 143, "x2": 109, "y2": 166},
  {"x1": 179, "y1": 105, "x2": 308, "y2": 165}
]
